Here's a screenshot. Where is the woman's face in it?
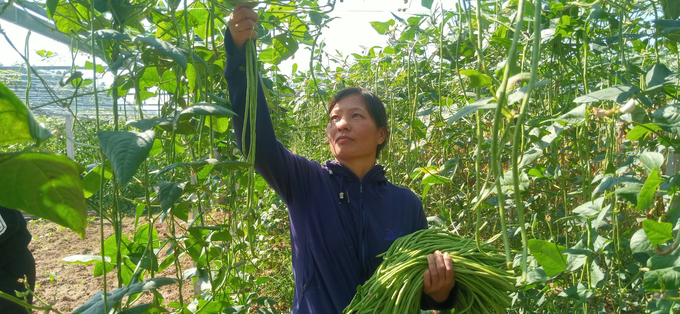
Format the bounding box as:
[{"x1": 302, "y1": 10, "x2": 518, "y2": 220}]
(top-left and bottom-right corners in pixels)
[{"x1": 326, "y1": 94, "x2": 386, "y2": 163}]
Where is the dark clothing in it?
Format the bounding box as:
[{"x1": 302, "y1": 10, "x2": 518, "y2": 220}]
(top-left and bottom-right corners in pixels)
[
  {"x1": 224, "y1": 31, "x2": 459, "y2": 314},
  {"x1": 0, "y1": 206, "x2": 35, "y2": 314}
]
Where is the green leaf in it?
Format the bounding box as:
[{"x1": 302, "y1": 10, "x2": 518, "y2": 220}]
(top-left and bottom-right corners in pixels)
[
  {"x1": 630, "y1": 228, "x2": 654, "y2": 253},
  {"x1": 369, "y1": 20, "x2": 395, "y2": 35},
  {"x1": 46, "y1": 0, "x2": 58, "y2": 18},
  {"x1": 508, "y1": 80, "x2": 551, "y2": 105},
  {"x1": 177, "y1": 103, "x2": 237, "y2": 122},
  {"x1": 81, "y1": 164, "x2": 113, "y2": 198},
  {"x1": 590, "y1": 259, "x2": 605, "y2": 288},
  {"x1": 644, "y1": 267, "x2": 680, "y2": 291},
  {"x1": 71, "y1": 278, "x2": 179, "y2": 314},
  {"x1": 518, "y1": 147, "x2": 543, "y2": 169},
  {"x1": 93, "y1": 29, "x2": 132, "y2": 41},
  {"x1": 528, "y1": 239, "x2": 568, "y2": 277},
  {"x1": 643, "y1": 219, "x2": 674, "y2": 246},
  {"x1": 627, "y1": 123, "x2": 662, "y2": 141},
  {"x1": 592, "y1": 176, "x2": 642, "y2": 197},
  {"x1": 645, "y1": 63, "x2": 679, "y2": 92},
  {"x1": 421, "y1": 0, "x2": 434, "y2": 9},
  {"x1": 0, "y1": 82, "x2": 53, "y2": 146},
  {"x1": 134, "y1": 36, "x2": 187, "y2": 69},
  {"x1": 573, "y1": 84, "x2": 641, "y2": 104},
  {"x1": 97, "y1": 130, "x2": 156, "y2": 186},
  {"x1": 652, "y1": 103, "x2": 680, "y2": 126},
  {"x1": 447, "y1": 98, "x2": 496, "y2": 123},
  {"x1": 499, "y1": 171, "x2": 530, "y2": 193},
  {"x1": 573, "y1": 197, "x2": 605, "y2": 217},
  {"x1": 548, "y1": 104, "x2": 587, "y2": 125},
  {"x1": 0, "y1": 153, "x2": 87, "y2": 238},
  {"x1": 134, "y1": 223, "x2": 159, "y2": 248},
  {"x1": 640, "y1": 152, "x2": 665, "y2": 173},
  {"x1": 155, "y1": 181, "x2": 187, "y2": 212},
  {"x1": 459, "y1": 69, "x2": 493, "y2": 88},
  {"x1": 62, "y1": 255, "x2": 111, "y2": 264},
  {"x1": 159, "y1": 70, "x2": 178, "y2": 94},
  {"x1": 637, "y1": 168, "x2": 665, "y2": 211},
  {"x1": 59, "y1": 71, "x2": 83, "y2": 87},
  {"x1": 138, "y1": 67, "x2": 160, "y2": 89},
  {"x1": 206, "y1": 116, "x2": 230, "y2": 133},
  {"x1": 54, "y1": 3, "x2": 87, "y2": 34}
]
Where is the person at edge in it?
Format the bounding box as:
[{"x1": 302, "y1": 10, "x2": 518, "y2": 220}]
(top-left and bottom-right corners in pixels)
[
  {"x1": 224, "y1": 3, "x2": 460, "y2": 313},
  {"x1": 0, "y1": 206, "x2": 36, "y2": 314}
]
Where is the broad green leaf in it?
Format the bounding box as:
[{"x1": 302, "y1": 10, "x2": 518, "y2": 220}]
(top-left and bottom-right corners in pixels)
[
  {"x1": 630, "y1": 228, "x2": 654, "y2": 253},
  {"x1": 262, "y1": 33, "x2": 298, "y2": 65},
  {"x1": 71, "y1": 278, "x2": 179, "y2": 314},
  {"x1": 627, "y1": 123, "x2": 662, "y2": 141},
  {"x1": 93, "y1": 29, "x2": 132, "y2": 41},
  {"x1": 46, "y1": 0, "x2": 58, "y2": 18},
  {"x1": 118, "y1": 303, "x2": 167, "y2": 314},
  {"x1": 126, "y1": 117, "x2": 195, "y2": 135},
  {"x1": 134, "y1": 36, "x2": 187, "y2": 69},
  {"x1": 528, "y1": 239, "x2": 567, "y2": 277},
  {"x1": 447, "y1": 98, "x2": 496, "y2": 123},
  {"x1": 81, "y1": 164, "x2": 113, "y2": 198},
  {"x1": 134, "y1": 223, "x2": 159, "y2": 246},
  {"x1": 206, "y1": 116, "x2": 230, "y2": 133},
  {"x1": 159, "y1": 70, "x2": 178, "y2": 94},
  {"x1": 499, "y1": 171, "x2": 530, "y2": 193},
  {"x1": 155, "y1": 181, "x2": 187, "y2": 212},
  {"x1": 187, "y1": 63, "x2": 198, "y2": 92},
  {"x1": 459, "y1": 69, "x2": 493, "y2": 88},
  {"x1": 652, "y1": 103, "x2": 680, "y2": 126},
  {"x1": 645, "y1": 63, "x2": 679, "y2": 92},
  {"x1": 558, "y1": 283, "x2": 593, "y2": 301},
  {"x1": 97, "y1": 130, "x2": 156, "y2": 186},
  {"x1": 643, "y1": 219, "x2": 674, "y2": 246},
  {"x1": 566, "y1": 252, "x2": 587, "y2": 272},
  {"x1": 54, "y1": 3, "x2": 88, "y2": 34},
  {"x1": 177, "y1": 103, "x2": 237, "y2": 121},
  {"x1": 59, "y1": 71, "x2": 83, "y2": 87},
  {"x1": 591, "y1": 176, "x2": 642, "y2": 197},
  {"x1": 648, "y1": 244, "x2": 680, "y2": 269},
  {"x1": 421, "y1": 0, "x2": 434, "y2": 9},
  {"x1": 518, "y1": 147, "x2": 543, "y2": 169},
  {"x1": 369, "y1": 20, "x2": 395, "y2": 35},
  {"x1": 573, "y1": 197, "x2": 604, "y2": 217},
  {"x1": 139, "y1": 67, "x2": 160, "y2": 89},
  {"x1": 573, "y1": 84, "x2": 641, "y2": 104},
  {"x1": 640, "y1": 152, "x2": 665, "y2": 173},
  {"x1": 637, "y1": 168, "x2": 665, "y2": 211},
  {"x1": 548, "y1": 104, "x2": 586, "y2": 125},
  {"x1": 0, "y1": 82, "x2": 53, "y2": 146},
  {"x1": 644, "y1": 267, "x2": 680, "y2": 291},
  {"x1": 590, "y1": 260, "x2": 605, "y2": 288},
  {"x1": 0, "y1": 153, "x2": 87, "y2": 237},
  {"x1": 62, "y1": 255, "x2": 111, "y2": 264}
]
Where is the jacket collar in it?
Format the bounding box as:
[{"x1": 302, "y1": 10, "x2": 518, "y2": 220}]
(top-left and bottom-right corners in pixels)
[{"x1": 325, "y1": 160, "x2": 387, "y2": 183}]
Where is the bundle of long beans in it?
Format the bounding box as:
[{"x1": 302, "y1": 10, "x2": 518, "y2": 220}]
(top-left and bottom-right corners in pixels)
[{"x1": 343, "y1": 228, "x2": 515, "y2": 314}]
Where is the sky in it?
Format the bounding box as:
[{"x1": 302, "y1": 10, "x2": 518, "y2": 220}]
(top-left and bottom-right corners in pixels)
[{"x1": 0, "y1": 0, "x2": 450, "y2": 75}]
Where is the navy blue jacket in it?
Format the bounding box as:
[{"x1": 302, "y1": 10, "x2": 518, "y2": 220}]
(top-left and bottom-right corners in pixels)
[{"x1": 224, "y1": 31, "x2": 459, "y2": 314}]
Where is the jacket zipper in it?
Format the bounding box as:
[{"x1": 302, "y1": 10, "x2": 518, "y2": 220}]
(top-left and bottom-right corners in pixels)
[{"x1": 359, "y1": 179, "x2": 367, "y2": 279}]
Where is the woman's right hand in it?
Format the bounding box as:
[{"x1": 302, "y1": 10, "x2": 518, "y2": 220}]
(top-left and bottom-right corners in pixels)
[{"x1": 228, "y1": 2, "x2": 259, "y2": 50}]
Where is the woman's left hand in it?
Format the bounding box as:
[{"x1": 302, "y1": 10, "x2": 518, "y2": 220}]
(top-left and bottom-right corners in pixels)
[{"x1": 423, "y1": 250, "x2": 455, "y2": 303}]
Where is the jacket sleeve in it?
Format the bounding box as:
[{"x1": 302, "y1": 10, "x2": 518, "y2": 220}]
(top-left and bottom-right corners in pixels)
[{"x1": 224, "y1": 29, "x2": 312, "y2": 205}]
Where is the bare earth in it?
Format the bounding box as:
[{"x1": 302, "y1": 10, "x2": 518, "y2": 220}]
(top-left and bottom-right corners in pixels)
[{"x1": 26, "y1": 216, "x2": 194, "y2": 313}]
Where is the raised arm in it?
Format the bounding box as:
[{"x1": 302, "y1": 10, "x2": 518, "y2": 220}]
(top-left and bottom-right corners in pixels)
[{"x1": 224, "y1": 4, "x2": 309, "y2": 204}]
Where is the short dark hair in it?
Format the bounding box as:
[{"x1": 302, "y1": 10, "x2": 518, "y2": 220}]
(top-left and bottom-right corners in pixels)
[{"x1": 327, "y1": 87, "x2": 390, "y2": 159}]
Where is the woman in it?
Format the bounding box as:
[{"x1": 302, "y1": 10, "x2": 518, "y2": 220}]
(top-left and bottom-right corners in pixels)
[{"x1": 225, "y1": 4, "x2": 459, "y2": 313}]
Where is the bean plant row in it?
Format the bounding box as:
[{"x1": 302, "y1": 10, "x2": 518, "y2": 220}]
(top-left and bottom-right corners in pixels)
[{"x1": 0, "y1": 0, "x2": 679, "y2": 313}]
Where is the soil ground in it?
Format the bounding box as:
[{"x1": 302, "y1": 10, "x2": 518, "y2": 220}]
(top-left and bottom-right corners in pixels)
[{"x1": 25, "y1": 215, "x2": 195, "y2": 313}]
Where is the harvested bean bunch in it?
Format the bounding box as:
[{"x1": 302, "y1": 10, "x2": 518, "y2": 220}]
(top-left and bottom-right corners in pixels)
[{"x1": 344, "y1": 228, "x2": 515, "y2": 314}]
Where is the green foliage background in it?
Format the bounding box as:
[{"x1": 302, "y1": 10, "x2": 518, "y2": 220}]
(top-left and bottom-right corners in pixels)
[{"x1": 1, "y1": 0, "x2": 680, "y2": 312}]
